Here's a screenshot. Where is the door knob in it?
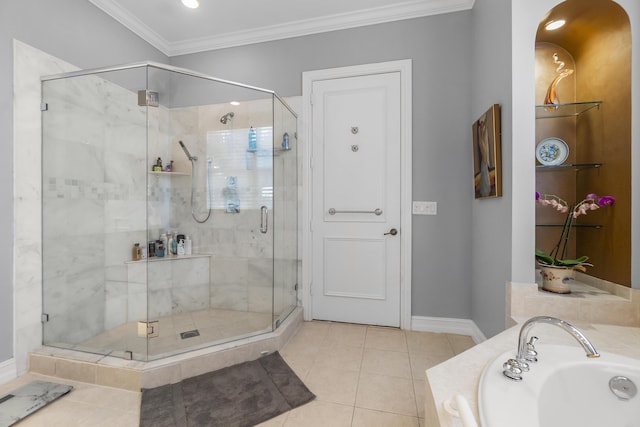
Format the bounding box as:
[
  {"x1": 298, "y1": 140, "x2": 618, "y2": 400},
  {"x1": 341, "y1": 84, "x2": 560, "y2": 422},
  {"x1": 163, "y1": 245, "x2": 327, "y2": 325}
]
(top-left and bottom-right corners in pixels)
[{"x1": 384, "y1": 228, "x2": 398, "y2": 236}]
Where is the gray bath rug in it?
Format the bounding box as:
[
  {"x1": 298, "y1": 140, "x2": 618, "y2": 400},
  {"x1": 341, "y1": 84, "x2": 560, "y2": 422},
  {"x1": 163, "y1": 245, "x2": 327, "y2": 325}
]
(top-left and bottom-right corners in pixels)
[
  {"x1": 140, "y1": 351, "x2": 315, "y2": 427},
  {"x1": 0, "y1": 380, "x2": 73, "y2": 427}
]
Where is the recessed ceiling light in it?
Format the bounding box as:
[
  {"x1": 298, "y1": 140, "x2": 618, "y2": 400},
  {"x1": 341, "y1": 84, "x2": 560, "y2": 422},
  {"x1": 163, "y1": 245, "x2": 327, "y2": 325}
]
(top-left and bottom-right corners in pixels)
[
  {"x1": 230, "y1": 101, "x2": 240, "y2": 106},
  {"x1": 545, "y1": 19, "x2": 566, "y2": 31},
  {"x1": 181, "y1": 0, "x2": 199, "y2": 9}
]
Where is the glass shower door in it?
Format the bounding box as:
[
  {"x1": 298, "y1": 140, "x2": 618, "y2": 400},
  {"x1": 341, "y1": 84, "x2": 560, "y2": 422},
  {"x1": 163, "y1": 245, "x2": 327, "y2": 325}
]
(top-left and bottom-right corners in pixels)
[
  {"x1": 273, "y1": 96, "x2": 298, "y2": 327},
  {"x1": 41, "y1": 68, "x2": 149, "y2": 360},
  {"x1": 144, "y1": 66, "x2": 277, "y2": 359}
]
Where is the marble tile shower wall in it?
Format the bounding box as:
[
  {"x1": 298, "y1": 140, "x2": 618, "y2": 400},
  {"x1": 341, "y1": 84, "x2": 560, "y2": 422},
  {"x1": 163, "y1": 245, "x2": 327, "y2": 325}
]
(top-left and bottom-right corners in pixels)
[{"x1": 165, "y1": 100, "x2": 296, "y2": 316}]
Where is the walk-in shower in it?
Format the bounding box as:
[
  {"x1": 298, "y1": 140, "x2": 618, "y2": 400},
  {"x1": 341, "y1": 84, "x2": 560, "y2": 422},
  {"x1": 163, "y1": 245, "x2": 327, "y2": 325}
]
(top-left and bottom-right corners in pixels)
[{"x1": 40, "y1": 62, "x2": 298, "y2": 362}]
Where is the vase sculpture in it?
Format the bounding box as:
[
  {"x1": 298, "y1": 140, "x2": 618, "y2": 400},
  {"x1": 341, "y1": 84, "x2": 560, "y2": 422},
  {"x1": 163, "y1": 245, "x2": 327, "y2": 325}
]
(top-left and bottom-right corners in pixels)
[{"x1": 544, "y1": 53, "x2": 574, "y2": 108}]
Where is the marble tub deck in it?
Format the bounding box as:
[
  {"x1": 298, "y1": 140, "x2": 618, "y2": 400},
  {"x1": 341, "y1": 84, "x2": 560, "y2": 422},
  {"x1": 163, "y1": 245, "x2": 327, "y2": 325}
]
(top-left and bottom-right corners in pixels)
[
  {"x1": 425, "y1": 320, "x2": 640, "y2": 426},
  {"x1": 426, "y1": 277, "x2": 640, "y2": 427}
]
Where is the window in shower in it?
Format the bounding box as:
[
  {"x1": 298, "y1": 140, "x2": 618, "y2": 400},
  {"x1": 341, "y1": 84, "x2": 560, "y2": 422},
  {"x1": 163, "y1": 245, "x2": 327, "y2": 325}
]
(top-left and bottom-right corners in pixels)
[{"x1": 205, "y1": 126, "x2": 274, "y2": 212}]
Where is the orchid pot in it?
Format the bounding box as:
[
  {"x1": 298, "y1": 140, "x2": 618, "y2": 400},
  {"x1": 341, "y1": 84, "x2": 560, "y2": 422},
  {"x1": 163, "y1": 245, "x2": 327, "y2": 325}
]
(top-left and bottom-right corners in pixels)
[
  {"x1": 538, "y1": 264, "x2": 575, "y2": 294},
  {"x1": 535, "y1": 192, "x2": 615, "y2": 294}
]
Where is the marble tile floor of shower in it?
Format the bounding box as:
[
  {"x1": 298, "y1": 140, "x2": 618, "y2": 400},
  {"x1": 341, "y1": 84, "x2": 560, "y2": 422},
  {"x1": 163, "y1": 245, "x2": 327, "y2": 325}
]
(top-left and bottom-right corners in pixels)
[
  {"x1": 5, "y1": 321, "x2": 475, "y2": 426},
  {"x1": 78, "y1": 308, "x2": 275, "y2": 359}
]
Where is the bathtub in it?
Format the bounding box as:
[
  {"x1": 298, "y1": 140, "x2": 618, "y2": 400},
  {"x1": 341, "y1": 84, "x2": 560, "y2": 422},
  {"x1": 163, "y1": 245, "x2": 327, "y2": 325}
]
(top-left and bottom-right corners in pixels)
[{"x1": 479, "y1": 344, "x2": 640, "y2": 427}]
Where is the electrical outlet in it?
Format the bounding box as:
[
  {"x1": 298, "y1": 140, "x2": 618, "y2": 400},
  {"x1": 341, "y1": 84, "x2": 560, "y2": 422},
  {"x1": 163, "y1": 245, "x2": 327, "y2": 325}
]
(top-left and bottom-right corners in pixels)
[{"x1": 412, "y1": 201, "x2": 437, "y2": 215}]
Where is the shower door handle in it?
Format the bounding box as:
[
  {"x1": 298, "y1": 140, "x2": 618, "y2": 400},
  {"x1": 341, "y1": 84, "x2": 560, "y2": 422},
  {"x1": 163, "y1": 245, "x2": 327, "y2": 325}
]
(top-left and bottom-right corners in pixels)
[{"x1": 260, "y1": 206, "x2": 268, "y2": 234}]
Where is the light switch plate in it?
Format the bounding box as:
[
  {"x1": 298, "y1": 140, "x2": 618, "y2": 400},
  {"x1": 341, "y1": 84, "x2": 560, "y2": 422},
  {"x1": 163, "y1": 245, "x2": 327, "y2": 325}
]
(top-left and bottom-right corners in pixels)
[{"x1": 413, "y1": 201, "x2": 437, "y2": 215}]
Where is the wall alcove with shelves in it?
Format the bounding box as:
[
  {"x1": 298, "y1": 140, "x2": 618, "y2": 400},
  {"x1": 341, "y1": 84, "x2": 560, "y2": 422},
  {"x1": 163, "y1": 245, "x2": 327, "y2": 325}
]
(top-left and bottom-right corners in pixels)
[
  {"x1": 535, "y1": 100, "x2": 604, "y2": 252},
  {"x1": 534, "y1": 0, "x2": 632, "y2": 287}
]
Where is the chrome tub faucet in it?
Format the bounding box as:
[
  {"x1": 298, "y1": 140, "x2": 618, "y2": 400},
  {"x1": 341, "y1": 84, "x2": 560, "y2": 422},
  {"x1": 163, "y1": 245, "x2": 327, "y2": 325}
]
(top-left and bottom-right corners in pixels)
[{"x1": 503, "y1": 316, "x2": 600, "y2": 381}]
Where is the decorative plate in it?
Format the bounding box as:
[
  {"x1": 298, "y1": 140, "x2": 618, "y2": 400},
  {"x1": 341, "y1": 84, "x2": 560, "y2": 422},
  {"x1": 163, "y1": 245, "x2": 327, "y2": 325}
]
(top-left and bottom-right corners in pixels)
[{"x1": 536, "y1": 138, "x2": 569, "y2": 166}]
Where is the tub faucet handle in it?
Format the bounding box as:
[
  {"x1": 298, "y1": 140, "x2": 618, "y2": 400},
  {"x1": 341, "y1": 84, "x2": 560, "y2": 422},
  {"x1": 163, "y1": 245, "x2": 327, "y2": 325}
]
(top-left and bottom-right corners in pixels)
[
  {"x1": 502, "y1": 359, "x2": 524, "y2": 381},
  {"x1": 523, "y1": 336, "x2": 539, "y2": 363}
]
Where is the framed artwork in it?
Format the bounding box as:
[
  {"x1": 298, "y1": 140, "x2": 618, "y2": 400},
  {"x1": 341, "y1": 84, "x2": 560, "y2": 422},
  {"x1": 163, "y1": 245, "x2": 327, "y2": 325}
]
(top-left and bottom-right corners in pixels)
[{"x1": 472, "y1": 104, "x2": 502, "y2": 199}]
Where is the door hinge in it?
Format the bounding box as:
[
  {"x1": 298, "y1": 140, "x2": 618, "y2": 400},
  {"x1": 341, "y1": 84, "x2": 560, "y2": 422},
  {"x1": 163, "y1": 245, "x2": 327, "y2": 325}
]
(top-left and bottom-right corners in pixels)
[
  {"x1": 294, "y1": 283, "x2": 298, "y2": 291},
  {"x1": 137, "y1": 320, "x2": 159, "y2": 338},
  {"x1": 137, "y1": 90, "x2": 159, "y2": 107},
  {"x1": 40, "y1": 102, "x2": 48, "y2": 111},
  {"x1": 41, "y1": 313, "x2": 49, "y2": 323}
]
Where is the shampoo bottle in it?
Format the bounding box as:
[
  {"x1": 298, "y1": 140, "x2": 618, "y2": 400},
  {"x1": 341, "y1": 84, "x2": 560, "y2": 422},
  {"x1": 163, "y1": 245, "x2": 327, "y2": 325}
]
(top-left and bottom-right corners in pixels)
[
  {"x1": 132, "y1": 243, "x2": 141, "y2": 261},
  {"x1": 177, "y1": 239, "x2": 185, "y2": 256},
  {"x1": 156, "y1": 241, "x2": 165, "y2": 257},
  {"x1": 185, "y1": 235, "x2": 192, "y2": 255},
  {"x1": 248, "y1": 126, "x2": 257, "y2": 152}
]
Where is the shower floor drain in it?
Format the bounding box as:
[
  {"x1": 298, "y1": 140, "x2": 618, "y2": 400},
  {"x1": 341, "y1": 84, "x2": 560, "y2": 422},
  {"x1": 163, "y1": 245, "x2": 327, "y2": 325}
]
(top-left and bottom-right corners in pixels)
[{"x1": 180, "y1": 329, "x2": 200, "y2": 339}]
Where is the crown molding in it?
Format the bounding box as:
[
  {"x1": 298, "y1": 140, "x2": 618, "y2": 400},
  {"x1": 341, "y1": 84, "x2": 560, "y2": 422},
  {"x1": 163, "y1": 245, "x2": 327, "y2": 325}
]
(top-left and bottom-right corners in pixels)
[
  {"x1": 89, "y1": 0, "x2": 475, "y2": 57},
  {"x1": 88, "y1": 0, "x2": 171, "y2": 54}
]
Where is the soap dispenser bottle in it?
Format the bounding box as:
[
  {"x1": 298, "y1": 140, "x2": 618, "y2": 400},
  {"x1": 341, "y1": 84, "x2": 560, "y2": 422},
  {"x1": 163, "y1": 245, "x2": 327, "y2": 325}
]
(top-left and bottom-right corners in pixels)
[
  {"x1": 153, "y1": 157, "x2": 163, "y2": 172},
  {"x1": 132, "y1": 243, "x2": 141, "y2": 261}
]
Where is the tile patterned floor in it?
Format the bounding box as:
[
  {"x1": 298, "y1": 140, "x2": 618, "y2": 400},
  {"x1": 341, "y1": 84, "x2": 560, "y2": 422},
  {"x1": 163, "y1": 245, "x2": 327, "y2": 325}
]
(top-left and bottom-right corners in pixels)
[{"x1": 2, "y1": 321, "x2": 474, "y2": 426}]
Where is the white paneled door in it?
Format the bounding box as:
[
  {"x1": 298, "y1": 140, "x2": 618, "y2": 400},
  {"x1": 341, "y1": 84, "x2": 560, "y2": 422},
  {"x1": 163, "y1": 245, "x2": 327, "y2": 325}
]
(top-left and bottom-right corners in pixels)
[{"x1": 311, "y1": 72, "x2": 401, "y2": 327}]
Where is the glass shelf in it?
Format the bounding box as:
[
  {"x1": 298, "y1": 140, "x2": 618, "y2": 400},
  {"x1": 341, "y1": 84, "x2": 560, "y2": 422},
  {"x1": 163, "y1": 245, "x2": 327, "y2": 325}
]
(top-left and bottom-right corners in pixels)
[
  {"x1": 536, "y1": 162, "x2": 602, "y2": 171},
  {"x1": 536, "y1": 224, "x2": 603, "y2": 229},
  {"x1": 535, "y1": 101, "x2": 602, "y2": 119}
]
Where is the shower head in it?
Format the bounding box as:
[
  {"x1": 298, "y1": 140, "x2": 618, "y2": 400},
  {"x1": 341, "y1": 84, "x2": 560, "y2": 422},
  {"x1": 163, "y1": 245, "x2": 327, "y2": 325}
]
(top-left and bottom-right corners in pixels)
[
  {"x1": 178, "y1": 140, "x2": 197, "y2": 161},
  {"x1": 220, "y1": 112, "x2": 234, "y2": 124}
]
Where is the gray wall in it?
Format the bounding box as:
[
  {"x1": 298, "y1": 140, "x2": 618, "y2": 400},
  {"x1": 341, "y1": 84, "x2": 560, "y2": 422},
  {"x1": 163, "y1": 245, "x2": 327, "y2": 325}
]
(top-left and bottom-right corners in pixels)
[
  {"x1": 172, "y1": 13, "x2": 475, "y2": 321},
  {"x1": 0, "y1": 1, "x2": 505, "y2": 368},
  {"x1": 470, "y1": 0, "x2": 513, "y2": 337},
  {"x1": 0, "y1": 0, "x2": 167, "y2": 364}
]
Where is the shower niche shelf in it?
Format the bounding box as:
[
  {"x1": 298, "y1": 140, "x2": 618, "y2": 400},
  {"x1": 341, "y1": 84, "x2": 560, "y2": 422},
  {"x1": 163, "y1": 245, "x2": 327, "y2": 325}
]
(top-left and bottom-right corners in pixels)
[
  {"x1": 125, "y1": 253, "x2": 211, "y2": 264},
  {"x1": 148, "y1": 171, "x2": 189, "y2": 176}
]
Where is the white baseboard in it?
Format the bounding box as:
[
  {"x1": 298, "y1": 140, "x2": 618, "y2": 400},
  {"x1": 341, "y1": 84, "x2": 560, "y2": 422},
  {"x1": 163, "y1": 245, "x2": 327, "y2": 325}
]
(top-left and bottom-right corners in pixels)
[
  {"x1": 411, "y1": 316, "x2": 487, "y2": 344},
  {"x1": 0, "y1": 358, "x2": 16, "y2": 385}
]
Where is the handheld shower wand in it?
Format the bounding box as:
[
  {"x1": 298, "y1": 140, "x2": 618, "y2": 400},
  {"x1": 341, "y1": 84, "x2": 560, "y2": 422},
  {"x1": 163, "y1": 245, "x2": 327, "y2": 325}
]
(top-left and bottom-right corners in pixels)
[
  {"x1": 177, "y1": 140, "x2": 211, "y2": 223},
  {"x1": 179, "y1": 140, "x2": 197, "y2": 161}
]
